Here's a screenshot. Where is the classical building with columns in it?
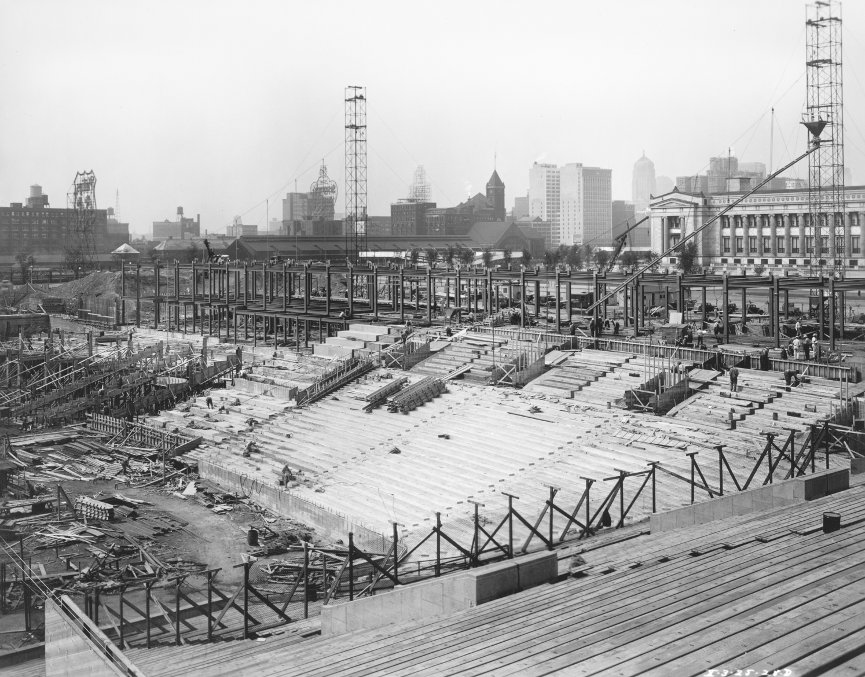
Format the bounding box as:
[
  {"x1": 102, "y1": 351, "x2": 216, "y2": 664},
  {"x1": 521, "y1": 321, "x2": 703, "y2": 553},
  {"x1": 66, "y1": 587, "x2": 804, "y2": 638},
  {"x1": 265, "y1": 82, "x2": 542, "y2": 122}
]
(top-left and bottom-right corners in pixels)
[{"x1": 648, "y1": 185, "x2": 865, "y2": 272}]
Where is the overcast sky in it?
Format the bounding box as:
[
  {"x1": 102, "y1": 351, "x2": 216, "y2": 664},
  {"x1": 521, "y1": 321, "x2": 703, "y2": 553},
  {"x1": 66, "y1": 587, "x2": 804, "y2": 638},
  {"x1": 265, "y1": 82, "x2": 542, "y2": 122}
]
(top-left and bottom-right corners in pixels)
[{"x1": 2, "y1": 0, "x2": 864, "y2": 238}]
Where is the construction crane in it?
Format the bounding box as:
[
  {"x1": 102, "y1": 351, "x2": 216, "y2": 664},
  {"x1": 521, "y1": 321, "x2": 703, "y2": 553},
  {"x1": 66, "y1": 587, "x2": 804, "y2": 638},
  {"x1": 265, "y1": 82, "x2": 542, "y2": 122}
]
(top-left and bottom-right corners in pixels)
[{"x1": 605, "y1": 215, "x2": 650, "y2": 273}]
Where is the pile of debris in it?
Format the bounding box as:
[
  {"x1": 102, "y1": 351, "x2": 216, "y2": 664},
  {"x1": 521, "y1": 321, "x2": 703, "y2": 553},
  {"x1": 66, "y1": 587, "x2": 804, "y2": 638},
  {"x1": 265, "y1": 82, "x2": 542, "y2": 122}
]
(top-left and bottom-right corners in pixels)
[{"x1": 1, "y1": 429, "x2": 192, "y2": 492}]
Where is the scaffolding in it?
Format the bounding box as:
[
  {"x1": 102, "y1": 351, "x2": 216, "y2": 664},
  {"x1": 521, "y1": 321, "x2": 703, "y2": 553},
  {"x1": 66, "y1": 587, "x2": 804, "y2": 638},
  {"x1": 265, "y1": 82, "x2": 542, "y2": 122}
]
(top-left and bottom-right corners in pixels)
[
  {"x1": 804, "y1": 0, "x2": 845, "y2": 276},
  {"x1": 345, "y1": 85, "x2": 368, "y2": 263}
]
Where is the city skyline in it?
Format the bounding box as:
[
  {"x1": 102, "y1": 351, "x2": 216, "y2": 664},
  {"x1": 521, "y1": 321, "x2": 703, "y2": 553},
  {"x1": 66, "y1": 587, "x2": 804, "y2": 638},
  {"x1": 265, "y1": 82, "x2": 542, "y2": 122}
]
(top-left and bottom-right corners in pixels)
[{"x1": 2, "y1": 0, "x2": 864, "y2": 239}]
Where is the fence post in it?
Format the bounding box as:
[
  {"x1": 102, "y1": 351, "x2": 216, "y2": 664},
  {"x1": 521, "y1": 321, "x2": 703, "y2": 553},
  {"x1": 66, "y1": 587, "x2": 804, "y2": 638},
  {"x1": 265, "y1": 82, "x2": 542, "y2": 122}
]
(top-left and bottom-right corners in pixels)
[
  {"x1": 145, "y1": 581, "x2": 152, "y2": 648},
  {"x1": 470, "y1": 501, "x2": 480, "y2": 566},
  {"x1": 767, "y1": 443, "x2": 774, "y2": 484},
  {"x1": 688, "y1": 453, "x2": 696, "y2": 504},
  {"x1": 175, "y1": 577, "x2": 182, "y2": 645},
  {"x1": 243, "y1": 562, "x2": 250, "y2": 639},
  {"x1": 649, "y1": 464, "x2": 657, "y2": 513},
  {"x1": 435, "y1": 513, "x2": 441, "y2": 576},
  {"x1": 504, "y1": 494, "x2": 515, "y2": 559},
  {"x1": 302, "y1": 541, "x2": 309, "y2": 619},
  {"x1": 825, "y1": 420, "x2": 830, "y2": 469},
  {"x1": 548, "y1": 486, "x2": 556, "y2": 550},
  {"x1": 391, "y1": 522, "x2": 400, "y2": 584},
  {"x1": 618, "y1": 471, "x2": 626, "y2": 527},
  {"x1": 118, "y1": 586, "x2": 125, "y2": 648},
  {"x1": 207, "y1": 571, "x2": 214, "y2": 641},
  {"x1": 348, "y1": 532, "x2": 354, "y2": 601}
]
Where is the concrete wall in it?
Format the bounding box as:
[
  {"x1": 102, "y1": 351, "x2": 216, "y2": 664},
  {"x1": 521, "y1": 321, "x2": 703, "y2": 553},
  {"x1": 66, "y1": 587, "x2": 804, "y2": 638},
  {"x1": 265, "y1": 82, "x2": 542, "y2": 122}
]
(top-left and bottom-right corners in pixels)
[
  {"x1": 199, "y1": 458, "x2": 389, "y2": 552},
  {"x1": 650, "y1": 468, "x2": 850, "y2": 533},
  {"x1": 232, "y1": 377, "x2": 297, "y2": 401},
  {"x1": 320, "y1": 551, "x2": 558, "y2": 637},
  {"x1": 45, "y1": 598, "x2": 137, "y2": 677}
]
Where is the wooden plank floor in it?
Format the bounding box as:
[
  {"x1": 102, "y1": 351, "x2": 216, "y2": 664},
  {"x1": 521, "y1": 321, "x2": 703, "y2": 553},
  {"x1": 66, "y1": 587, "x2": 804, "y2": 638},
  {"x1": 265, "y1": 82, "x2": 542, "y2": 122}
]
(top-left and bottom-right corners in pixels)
[{"x1": 120, "y1": 484, "x2": 865, "y2": 676}]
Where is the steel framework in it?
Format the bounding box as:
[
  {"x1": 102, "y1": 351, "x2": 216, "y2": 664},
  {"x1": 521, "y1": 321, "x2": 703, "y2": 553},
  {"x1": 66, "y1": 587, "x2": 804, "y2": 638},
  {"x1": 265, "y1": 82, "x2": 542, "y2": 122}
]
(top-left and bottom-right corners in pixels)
[
  {"x1": 67, "y1": 170, "x2": 99, "y2": 270},
  {"x1": 345, "y1": 85, "x2": 368, "y2": 263},
  {"x1": 805, "y1": 0, "x2": 845, "y2": 275}
]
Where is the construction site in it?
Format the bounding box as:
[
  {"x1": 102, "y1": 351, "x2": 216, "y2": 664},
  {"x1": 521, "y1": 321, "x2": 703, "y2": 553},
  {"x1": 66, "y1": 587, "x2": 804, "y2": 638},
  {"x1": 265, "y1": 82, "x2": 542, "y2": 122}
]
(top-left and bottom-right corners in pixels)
[
  {"x1": 0, "y1": 214, "x2": 864, "y2": 674},
  {"x1": 2, "y1": 0, "x2": 865, "y2": 674}
]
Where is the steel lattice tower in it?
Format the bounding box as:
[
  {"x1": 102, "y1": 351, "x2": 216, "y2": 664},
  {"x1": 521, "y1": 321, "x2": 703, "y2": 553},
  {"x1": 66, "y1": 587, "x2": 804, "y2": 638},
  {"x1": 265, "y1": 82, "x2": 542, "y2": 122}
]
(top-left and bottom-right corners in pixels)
[
  {"x1": 345, "y1": 86, "x2": 368, "y2": 263},
  {"x1": 67, "y1": 170, "x2": 98, "y2": 270},
  {"x1": 805, "y1": 0, "x2": 845, "y2": 276}
]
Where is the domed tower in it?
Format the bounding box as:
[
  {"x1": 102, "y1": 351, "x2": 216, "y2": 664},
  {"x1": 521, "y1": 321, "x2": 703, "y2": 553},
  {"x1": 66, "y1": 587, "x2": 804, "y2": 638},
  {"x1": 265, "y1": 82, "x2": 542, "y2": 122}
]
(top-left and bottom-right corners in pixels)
[
  {"x1": 632, "y1": 152, "x2": 656, "y2": 214},
  {"x1": 486, "y1": 170, "x2": 505, "y2": 221}
]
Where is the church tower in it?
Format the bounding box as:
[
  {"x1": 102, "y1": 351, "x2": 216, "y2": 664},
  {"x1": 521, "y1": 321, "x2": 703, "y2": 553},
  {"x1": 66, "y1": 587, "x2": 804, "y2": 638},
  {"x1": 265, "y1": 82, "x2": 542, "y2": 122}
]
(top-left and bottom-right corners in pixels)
[{"x1": 486, "y1": 170, "x2": 506, "y2": 221}]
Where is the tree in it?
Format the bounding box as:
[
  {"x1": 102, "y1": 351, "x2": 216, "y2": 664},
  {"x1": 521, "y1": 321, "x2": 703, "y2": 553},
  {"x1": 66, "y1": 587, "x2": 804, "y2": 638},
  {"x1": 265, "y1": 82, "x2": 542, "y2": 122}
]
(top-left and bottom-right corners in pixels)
[
  {"x1": 752, "y1": 264, "x2": 766, "y2": 276},
  {"x1": 502, "y1": 248, "x2": 512, "y2": 268},
  {"x1": 566, "y1": 244, "x2": 582, "y2": 269},
  {"x1": 619, "y1": 251, "x2": 640, "y2": 269},
  {"x1": 676, "y1": 241, "x2": 699, "y2": 274},
  {"x1": 594, "y1": 249, "x2": 611, "y2": 270},
  {"x1": 409, "y1": 248, "x2": 420, "y2": 267},
  {"x1": 445, "y1": 245, "x2": 456, "y2": 267},
  {"x1": 482, "y1": 248, "x2": 493, "y2": 269},
  {"x1": 543, "y1": 250, "x2": 556, "y2": 268},
  {"x1": 186, "y1": 242, "x2": 201, "y2": 264},
  {"x1": 643, "y1": 250, "x2": 661, "y2": 272},
  {"x1": 521, "y1": 248, "x2": 533, "y2": 267},
  {"x1": 425, "y1": 247, "x2": 438, "y2": 268},
  {"x1": 581, "y1": 243, "x2": 595, "y2": 266},
  {"x1": 15, "y1": 252, "x2": 35, "y2": 284},
  {"x1": 458, "y1": 247, "x2": 475, "y2": 266},
  {"x1": 557, "y1": 244, "x2": 569, "y2": 266}
]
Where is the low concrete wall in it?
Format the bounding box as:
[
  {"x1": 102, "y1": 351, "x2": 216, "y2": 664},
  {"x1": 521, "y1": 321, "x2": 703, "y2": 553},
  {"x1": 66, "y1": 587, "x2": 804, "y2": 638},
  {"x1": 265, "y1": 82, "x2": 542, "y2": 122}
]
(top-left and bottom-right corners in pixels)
[
  {"x1": 232, "y1": 377, "x2": 297, "y2": 401},
  {"x1": 199, "y1": 459, "x2": 389, "y2": 552},
  {"x1": 45, "y1": 597, "x2": 139, "y2": 677},
  {"x1": 320, "y1": 551, "x2": 557, "y2": 637},
  {"x1": 650, "y1": 468, "x2": 850, "y2": 533}
]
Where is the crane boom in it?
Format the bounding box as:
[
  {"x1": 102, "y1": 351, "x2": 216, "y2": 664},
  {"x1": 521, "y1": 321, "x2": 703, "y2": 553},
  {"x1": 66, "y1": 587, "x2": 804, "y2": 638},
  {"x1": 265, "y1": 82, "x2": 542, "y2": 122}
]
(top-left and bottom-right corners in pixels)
[{"x1": 606, "y1": 214, "x2": 650, "y2": 273}]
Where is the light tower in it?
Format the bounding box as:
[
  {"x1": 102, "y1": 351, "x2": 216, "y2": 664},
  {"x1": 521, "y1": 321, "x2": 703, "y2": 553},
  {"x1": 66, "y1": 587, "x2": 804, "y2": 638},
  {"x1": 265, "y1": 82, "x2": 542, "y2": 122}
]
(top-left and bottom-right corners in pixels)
[
  {"x1": 345, "y1": 86, "x2": 368, "y2": 263},
  {"x1": 804, "y1": 0, "x2": 845, "y2": 276},
  {"x1": 67, "y1": 170, "x2": 98, "y2": 270}
]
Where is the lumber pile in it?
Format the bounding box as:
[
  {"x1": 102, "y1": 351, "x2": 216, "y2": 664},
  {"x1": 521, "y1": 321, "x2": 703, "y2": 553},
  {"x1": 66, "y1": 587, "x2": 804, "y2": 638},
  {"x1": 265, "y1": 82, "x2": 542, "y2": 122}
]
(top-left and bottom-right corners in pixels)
[
  {"x1": 387, "y1": 377, "x2": 446, "y2": 414},
  {"x1": 75, "y1": 496, "x2": 116, "y2": 521}
]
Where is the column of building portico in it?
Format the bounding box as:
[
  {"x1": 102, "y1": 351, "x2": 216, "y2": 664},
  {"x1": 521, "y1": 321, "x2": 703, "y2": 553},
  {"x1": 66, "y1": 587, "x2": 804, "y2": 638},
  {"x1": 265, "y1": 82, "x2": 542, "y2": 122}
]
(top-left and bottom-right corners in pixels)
[
  {"x1": 782, "y1": 214, "x2": 791, "y2": 260},
  {"x1": 769, "y1": 215, "x2": 778, "y2": 258},
  {"x1": 844, "y1": 213, "x2": 853, "y2": 263},
  {"x1": 661, "y1": 217, "x2": 669, "y2": 253},
  {"x1": 757, "y1": 215, "x2": 765, "y2": 258},
  {"x1": 798, "y1": 213, "x2": 808, "y2": 262}
]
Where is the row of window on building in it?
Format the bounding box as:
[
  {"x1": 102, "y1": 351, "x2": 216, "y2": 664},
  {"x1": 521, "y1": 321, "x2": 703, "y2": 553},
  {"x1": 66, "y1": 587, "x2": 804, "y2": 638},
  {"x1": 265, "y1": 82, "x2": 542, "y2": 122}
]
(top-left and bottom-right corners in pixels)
[{"x1": 720, "y1": 235, "x2": 861, "y2": 255}]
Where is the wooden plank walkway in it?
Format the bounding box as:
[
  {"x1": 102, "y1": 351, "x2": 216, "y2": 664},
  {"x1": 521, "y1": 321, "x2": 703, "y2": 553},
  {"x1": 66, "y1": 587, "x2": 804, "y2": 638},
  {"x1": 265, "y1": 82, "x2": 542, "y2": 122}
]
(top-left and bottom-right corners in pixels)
[{"x1": 114, "y1": 484, "x2": 865, "y2": 676}]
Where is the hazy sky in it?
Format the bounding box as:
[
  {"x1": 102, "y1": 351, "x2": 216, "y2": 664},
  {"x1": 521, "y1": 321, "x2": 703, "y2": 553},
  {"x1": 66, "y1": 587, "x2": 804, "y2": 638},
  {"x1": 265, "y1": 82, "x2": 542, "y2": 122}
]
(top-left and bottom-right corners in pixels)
[{"x1": 2, "y1": 0, "x2": 864, "y2": 238}]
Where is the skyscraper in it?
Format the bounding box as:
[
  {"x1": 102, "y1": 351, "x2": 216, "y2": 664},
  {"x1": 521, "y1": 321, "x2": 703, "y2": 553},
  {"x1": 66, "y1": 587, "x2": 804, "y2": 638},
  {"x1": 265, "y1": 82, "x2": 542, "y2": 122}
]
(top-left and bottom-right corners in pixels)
[
  {"x1": 529, "y1": 163, "x2": 561, "y2": 244},
  {"x1": 632, "y1": 153, "x2": 656, "y2": 214},
  {"x1": 531, "y1": 162, "x2": 612, "y2": 247}
]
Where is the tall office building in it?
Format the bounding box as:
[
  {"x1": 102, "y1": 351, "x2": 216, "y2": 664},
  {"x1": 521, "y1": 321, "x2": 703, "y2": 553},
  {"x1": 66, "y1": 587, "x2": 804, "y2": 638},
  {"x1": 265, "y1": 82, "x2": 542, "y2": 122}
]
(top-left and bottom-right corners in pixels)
[
  {"x1": 529, "y1": 163, "x2": 561, "y2": 243},
  {"x1": 531, "y1": 163, "x2": 611, "y2": 247},
  {"x1": 632, "y1": 153, "x2": 656, "y2": 214}
]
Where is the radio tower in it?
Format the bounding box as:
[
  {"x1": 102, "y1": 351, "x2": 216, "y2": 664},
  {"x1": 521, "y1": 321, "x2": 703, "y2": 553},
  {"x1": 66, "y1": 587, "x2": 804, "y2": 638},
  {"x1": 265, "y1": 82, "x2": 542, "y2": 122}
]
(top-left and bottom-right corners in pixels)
[
  {"x1": 67, "y1": 170, "x2": 98, "y2": 270},
  {"x1": 345, "y1": 86, "x2": 368, "y2": 263},
  {"x1": 804, "y1": 0, "x2": 845, "y2": 277}
]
